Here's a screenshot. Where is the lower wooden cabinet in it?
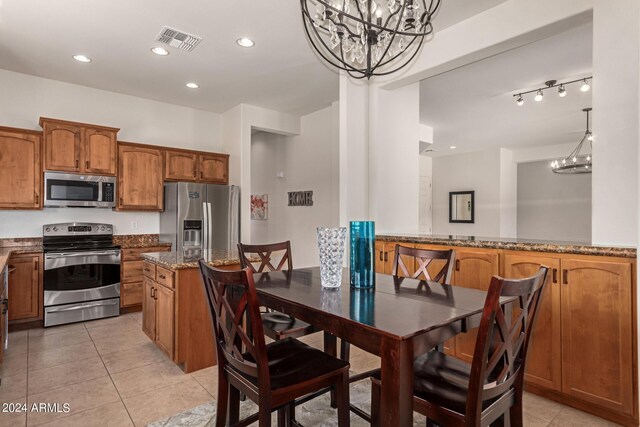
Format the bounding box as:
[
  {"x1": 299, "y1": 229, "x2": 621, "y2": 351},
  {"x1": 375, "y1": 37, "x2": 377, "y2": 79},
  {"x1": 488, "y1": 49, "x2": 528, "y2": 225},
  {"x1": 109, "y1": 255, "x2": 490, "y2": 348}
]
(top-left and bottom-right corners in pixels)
[
  {"x1": 142, "y1": 273, "x2": 175, "y2": 359},
  {"x1": 7, "y1": 253, "x2": 42, "y2": 322},
  {"x1": 120, "y1": 246, "x2": 170, "y2": 308}
]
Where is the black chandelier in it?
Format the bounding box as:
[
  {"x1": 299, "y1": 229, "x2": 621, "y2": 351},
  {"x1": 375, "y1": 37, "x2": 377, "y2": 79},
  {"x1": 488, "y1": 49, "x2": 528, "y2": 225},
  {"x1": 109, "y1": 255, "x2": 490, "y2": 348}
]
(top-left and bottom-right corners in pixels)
[
  {"x1": 300, "y1": 0, "x2": 441, "y2": 79},
  {"x1": 551, "y1": 108, "x2": 593, "y2": 174}
]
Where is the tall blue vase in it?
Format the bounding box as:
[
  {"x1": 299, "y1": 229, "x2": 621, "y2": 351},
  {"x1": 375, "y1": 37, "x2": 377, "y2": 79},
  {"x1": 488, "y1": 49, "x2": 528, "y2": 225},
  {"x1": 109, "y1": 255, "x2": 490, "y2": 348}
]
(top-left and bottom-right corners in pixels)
[{"x1": 349, "y1": 221, "x2": 375, "y2": 288}]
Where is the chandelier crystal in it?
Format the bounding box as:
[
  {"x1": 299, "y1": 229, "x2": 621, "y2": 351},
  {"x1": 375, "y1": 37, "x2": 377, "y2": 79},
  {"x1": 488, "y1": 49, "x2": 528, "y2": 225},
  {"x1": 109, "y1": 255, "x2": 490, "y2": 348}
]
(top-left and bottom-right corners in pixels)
[
  {"x1": 551, "y1": 108, "x2": 593, "y2": 174},
  {"x1": 300, "y1": 0, "x2": 441, "y2": 79}
]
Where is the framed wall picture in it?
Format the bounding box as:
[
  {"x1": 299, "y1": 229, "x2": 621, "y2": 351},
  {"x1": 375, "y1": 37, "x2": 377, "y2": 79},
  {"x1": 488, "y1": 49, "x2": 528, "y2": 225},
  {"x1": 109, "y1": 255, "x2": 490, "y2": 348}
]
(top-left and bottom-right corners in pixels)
[
  {"x1": 449, "y1": 191, "x2": 475, "y2": 223},
  {"x1": 251, "y1": 194, "x2": 268, "y2": 220}
]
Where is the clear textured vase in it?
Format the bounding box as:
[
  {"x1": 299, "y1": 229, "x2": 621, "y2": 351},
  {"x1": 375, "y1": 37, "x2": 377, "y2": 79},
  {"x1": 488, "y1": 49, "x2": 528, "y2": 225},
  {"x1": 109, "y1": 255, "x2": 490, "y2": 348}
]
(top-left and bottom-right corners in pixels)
[
  {"x1": 317, "y1": 226, "x2": 347, "y2": 288},
  {"x1": 349, "y1": 221, "x2": 375, "y2": 288}
]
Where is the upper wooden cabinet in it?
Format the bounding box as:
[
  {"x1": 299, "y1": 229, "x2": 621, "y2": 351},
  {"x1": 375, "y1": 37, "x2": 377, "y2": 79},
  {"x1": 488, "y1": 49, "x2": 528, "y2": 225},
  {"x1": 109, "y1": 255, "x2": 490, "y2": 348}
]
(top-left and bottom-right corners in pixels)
[
  {"x1": 0, "y1": 127, "x2": 42, "y2": 209},
  {"x1": 165, "y1": 150, "x2": 198, "y2": 181},
  {"x1": 199, "y1": 153, "x2": 229, "y2": 183},
  {"x1": 117, "y1": 142, "x2": 164, "y2": 211},
  {"x1": 40, "y1": 118, "x2": 118, "y2": 175}
]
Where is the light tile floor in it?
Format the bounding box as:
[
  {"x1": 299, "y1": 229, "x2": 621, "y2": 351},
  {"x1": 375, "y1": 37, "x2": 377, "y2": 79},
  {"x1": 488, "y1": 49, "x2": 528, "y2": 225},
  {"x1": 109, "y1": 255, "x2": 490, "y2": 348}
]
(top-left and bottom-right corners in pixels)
[{"x1": 0, "y1": 313, "x2": 622, "y2": 426}]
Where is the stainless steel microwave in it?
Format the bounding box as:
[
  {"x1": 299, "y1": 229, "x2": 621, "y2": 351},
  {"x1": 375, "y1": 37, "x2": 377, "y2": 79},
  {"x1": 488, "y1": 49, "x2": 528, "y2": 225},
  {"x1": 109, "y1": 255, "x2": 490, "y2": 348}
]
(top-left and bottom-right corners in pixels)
[{"x1": 44, "y1": 172, "x2": 116, "y2": 208}]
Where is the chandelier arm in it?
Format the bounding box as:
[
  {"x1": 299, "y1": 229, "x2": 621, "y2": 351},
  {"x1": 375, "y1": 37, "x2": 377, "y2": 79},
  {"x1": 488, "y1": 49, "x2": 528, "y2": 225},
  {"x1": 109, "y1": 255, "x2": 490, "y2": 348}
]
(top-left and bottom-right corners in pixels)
[
  {"x1": 370, "y1": 1, "x2": 409, "y2": 69},
  {"x1": 302, "y1": 12, "x2": 367, "y2": 75},
  {"x1": 371, "y1": 35, "x2": 425, "y2": 76},
  {"x1": 302, "y1": 6, "x2": 365, "y2": 73},
  {"x1": 353, "y1": 0, "x2": 365, "y2": 22},
  {"x1": 313, "y1": 0, "x2": 439, "y2": 36}
]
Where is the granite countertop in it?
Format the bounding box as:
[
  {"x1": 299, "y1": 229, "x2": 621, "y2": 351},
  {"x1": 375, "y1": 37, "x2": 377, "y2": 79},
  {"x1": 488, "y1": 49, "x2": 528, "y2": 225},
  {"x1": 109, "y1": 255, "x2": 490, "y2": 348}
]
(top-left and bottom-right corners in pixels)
[
  {"x1": 0, "y1": 238, "x2": 43, "y2": 275},
  {"x1": 377, "y1": 234, "x2": 637, "y2": 258},
  {"x1": 113, "y1": 234, "x2": 172, "y2": 249},
  {"x1": 142, "y1": 249, "x2": 243, "y2": 270}
]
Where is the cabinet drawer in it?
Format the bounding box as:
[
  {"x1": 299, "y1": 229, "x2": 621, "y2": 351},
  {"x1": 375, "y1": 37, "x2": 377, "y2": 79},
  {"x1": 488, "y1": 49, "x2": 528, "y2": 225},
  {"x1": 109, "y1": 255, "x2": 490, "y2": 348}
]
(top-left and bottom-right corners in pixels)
[
  {"x1": 143, "y1": 262, "x2": 156, "y2": 280},
  {"x1": 122, "y1": 261, "x2": 143, "y2": 284},
  {"x1": 122, "y1": 246, "x2": 171, "y2": 261},
  {"x1": 121, "y1": 282, "x2": 143, "y2": 307},
  {"x1": 155, "y1": 267, "x2": 174, "y2": 289}
]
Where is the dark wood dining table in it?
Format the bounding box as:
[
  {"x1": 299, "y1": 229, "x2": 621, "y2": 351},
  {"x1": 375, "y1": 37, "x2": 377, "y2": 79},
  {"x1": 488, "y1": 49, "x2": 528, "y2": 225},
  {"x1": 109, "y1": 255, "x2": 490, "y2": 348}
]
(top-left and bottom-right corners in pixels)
[{"x1": 252, "y1": 267, "x2": 499, "y2": 427}]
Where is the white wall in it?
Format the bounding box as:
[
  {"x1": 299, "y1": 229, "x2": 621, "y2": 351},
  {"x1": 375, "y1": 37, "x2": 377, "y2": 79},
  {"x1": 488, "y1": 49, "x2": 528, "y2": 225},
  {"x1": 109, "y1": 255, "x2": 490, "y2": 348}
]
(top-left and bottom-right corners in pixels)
[
  {"x1": 432, "y1": 149, "x2": 501, "y2": 237},
  {"x1": 0, "y1": 69, "x2": 223, "y2": 238},
  {"x1": 499, "y1": 148, "x2": 518, "y2": 238},
  {"x1": 419, "y1": 155, "x2": 433, "y2": 233},
  {"x1": 249, "y1": 106, "x2": 340, "y2": 267},
  {"x1": 518, "y1": 160, "x2": 591, "y2": 242}
]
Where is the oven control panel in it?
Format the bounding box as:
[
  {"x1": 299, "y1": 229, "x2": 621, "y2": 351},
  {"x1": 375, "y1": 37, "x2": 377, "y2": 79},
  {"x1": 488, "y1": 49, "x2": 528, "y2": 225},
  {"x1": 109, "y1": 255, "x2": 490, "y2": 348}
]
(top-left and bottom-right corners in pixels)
[{"x1": 43, "y1": 223, "x2": 113, "y2": 236}]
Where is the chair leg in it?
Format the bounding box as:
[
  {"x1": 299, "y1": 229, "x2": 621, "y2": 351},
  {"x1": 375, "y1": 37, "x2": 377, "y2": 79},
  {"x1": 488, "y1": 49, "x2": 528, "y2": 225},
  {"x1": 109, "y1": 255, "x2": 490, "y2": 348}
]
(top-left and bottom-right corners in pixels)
[
  {"x1": 277, "y1": 407, "x2": 287, "y2": 427},
  {"x1": 288, "y1": 402, "x2": 296, "y2": 425},
  {"x1": 370, "y1": 379, "x2": 380, "y2": 427},
  {"x1": 259, "y1": 403, "x2": 272, "y2": 427},
  {"x1": 340, "y1": 339, "x2": 350, "y2": 361},
  {"x1": 216, "y1": 372, "x2": 229, "y2": 427},
  {"x1": 324, "y1": 332, "x2": 338, "y2": 408},
  {"x1": 509, "y1": 383, "x2": 523, "y2": 427},
  {"x1": 335, "y1": 371, "x2": 350, "y2": 427},
  {"x1": 228, "y1": 385, "x2": 240, "y2": 426}
]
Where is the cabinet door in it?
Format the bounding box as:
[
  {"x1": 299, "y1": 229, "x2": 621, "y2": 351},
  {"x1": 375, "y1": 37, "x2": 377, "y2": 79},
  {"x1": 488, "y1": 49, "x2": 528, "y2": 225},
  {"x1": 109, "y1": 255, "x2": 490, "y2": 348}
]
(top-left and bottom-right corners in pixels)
[
  {"x1": 453, "y1": 250, "x2": 499, "y2": 363},
  {"x1": 560, "y1": 258, "x2": 634, "y2": 415},
  {"x1": 84, "y1": 129, "x2": 116, "y2": 175},
  {"x1": 8, "y1": 255, "x2": 41, "y2": 321},
  {"x1": 43, "y1": 122, "x2": 81, "y2": 172},
  {"x1": 504, "y1": 253, "x2": 561, "y2": 391},
  {"x1": 155, "y1": 284, "x2": 175, "y2": 358},
  {"x1": 374, "y1": 241, "x2": 386, "y2": 274},
  {"x1": 117, "y1": 144, "x2": 164, "y2": 210},
  {"x1": 142, "y1": 278, "x2": 156, "y2": 341},
  {"x1": 198, "y1": 154, "x2": 228, "y2": 183},
  {"x1": 165, "y1": 150, "x2": 197, "y2": 181},
  {"x1": 0, "y1": 130, "x2": 42, "y2": 209},
  {"x1": 121, "y1": 282, "x2": 143, "y2": 308}
]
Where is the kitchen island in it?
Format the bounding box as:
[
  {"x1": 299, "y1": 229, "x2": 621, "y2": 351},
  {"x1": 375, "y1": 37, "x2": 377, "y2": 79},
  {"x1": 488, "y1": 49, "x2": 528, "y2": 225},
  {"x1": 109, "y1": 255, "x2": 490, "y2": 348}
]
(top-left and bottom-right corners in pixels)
[
  {"x1": 141, "y1": 250, "x2": 243, "y2": 373},
  {"x1": 375, "y1": 234, "x2": 637, "y2": 426}
]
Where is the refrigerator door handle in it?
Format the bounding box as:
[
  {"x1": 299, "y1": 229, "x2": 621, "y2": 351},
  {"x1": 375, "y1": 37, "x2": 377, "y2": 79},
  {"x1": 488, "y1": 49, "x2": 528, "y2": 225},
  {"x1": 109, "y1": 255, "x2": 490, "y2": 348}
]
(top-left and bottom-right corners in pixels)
[
  {"x1": 202, "y1": 202, "x2": 208, "y2": 250},
  {"x1": 207, "y1": 202, "x2": 213, "y2": 250}
]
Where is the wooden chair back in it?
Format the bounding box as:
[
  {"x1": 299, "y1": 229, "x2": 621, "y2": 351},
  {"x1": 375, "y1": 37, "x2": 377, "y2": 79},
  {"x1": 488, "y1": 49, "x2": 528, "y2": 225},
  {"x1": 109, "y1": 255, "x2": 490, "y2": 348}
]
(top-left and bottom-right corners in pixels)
[
  {"x1": 238, "y1": 241, "x2": 293, "y2": 273},
  {"x1": 198, "y1": 260, "x2": 270, "y2": 389},
  {"x1": 392, "y1": 244, "x2": 455, "y2": 284},
  {"x1": 466, "y1": 266, "x2": 549, "y2": 422}
]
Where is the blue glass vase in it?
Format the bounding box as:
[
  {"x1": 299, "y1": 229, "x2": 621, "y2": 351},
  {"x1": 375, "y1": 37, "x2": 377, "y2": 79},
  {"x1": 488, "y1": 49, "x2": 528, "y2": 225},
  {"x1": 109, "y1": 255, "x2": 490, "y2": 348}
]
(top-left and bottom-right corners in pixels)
[
  {"x1": 350, "y1": 288, "x2": 375, "y2": 325},
  {"x1": 349, "y1": 221, "x2": 375, "y2": 288}
]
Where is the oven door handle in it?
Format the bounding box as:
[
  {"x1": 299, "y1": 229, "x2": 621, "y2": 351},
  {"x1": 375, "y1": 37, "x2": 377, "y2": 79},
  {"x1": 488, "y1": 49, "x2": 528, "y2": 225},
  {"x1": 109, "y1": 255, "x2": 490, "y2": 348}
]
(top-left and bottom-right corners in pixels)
[
  {"x1": 45, "y1": 250, "x2": 120, "y2": 259},
  {"x1": 47, "y1": 300, "x2": 119, "y2": 313}
]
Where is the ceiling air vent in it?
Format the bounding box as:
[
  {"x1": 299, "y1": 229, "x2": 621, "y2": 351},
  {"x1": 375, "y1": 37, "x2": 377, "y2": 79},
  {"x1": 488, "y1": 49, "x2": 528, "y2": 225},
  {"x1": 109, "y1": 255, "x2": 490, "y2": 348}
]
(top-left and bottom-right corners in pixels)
[{"x1": 156, "y1": 27, "x2": 202, "y2": 52}]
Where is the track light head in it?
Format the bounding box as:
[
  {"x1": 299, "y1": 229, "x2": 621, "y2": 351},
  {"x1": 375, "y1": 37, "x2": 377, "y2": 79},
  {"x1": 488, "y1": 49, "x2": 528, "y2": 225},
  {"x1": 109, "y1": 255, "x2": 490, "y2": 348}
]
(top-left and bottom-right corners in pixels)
[
  {"x1": 534, "y1": 90, "x2": 543, "y2": 102},
  {"x1": 558, "y1": 84, "x2": 567, "y2": 97},
  {"x1": 516, "y1": 94, "x2": 524, "y2": 106},
  {"x1": 580, "y1": 79, "x2": 591, "y2": 92}
]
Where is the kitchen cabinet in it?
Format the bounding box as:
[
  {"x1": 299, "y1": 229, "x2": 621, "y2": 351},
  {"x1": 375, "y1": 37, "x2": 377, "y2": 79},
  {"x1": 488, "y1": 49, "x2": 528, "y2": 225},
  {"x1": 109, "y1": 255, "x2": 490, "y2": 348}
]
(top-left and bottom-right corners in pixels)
[
  {"x1": 375, "y1": 241, "x2": 415, "y2": 276},
  {"x1": 504, "y1": 252, "x2": 561, "y2": 391},
  {"x1": 199, "y1": 153, "x2": 229, "y2": 184},
  {"x1": 120, "y1": 246, "x2": 171, "y2": 309},
  {"x1": 0, "y1": 127, "x2": 42, "y2": 209},
  {"x1": 165, "y1": 150, "x2": 198, "y2": 181},
  {"x1": 142, "y1": 262, "x2": 175, "y2": 359},
  {"x1": 560, "y1": 258, "x2": 634, "y2": 417},
  {"x1": 40, "y1": 118, "x2": 118, "y2": 175},
  {"x1": 452, "y1": 249, "x2": 499, "y2": 363},
  {"x1": 117, "y1": 142, "x2": 164, "y2": 211},
  {"x1": 7, "y1": 253, "x2": 42, "y2": 322}
]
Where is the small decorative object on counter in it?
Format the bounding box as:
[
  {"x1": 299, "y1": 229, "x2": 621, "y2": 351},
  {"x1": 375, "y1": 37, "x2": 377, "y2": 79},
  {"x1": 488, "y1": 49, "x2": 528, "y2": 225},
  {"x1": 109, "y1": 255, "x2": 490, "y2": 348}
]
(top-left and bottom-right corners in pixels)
[
  {"x1": 349, "y1": 221, "x2": 375, "y2": 288},
  {"x1": 317, "y1": 226, "x2": 347, "y2": 288},
  {"x1": 350, "y1": 288, "x2": 375, "y2": 325}
]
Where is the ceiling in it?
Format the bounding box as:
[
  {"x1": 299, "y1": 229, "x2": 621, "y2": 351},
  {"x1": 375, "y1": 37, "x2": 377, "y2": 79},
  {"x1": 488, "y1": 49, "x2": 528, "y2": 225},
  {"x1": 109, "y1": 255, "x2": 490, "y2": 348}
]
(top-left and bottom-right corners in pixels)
[
  {"x1": 420, "y1": 22, "x2": 593, "y2": 156},
  {"x1": 0, "y1": 0, "x2": 506, "y2": 115}
]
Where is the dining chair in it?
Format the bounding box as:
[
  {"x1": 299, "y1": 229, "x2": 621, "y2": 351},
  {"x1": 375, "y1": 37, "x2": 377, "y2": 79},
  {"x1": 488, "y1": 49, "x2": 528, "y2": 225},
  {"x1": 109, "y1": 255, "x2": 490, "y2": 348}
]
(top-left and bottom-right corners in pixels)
[
  {"x1": 392, "y1": 244, "x2": 456, "y2": 283},
  {"x1": 371, "y1": 266, "x2": 549, "y2": 427},
  {"x1": 237, "y1": 241, "x2": 318, "y2": 341},
  {"x1": 198, "y1": 260, "x2": 351, "y2": 427}
]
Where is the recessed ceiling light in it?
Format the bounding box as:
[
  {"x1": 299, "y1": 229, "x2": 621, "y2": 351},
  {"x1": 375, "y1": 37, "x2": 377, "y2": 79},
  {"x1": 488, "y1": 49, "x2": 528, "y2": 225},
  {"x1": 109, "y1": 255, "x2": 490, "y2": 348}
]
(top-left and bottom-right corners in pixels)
[
  {"x1": 236, "y1": 37, "x2": 255, "y2": 48},
  {"x1": 151, "y1": 47, "x2": 169, "y2": 56},
  {"x1": 73, "y1": 54, "x2": 91, "y2": 63},
  {"x1": 449, "y1": 146, "x2": 457, "y2": 149},
  {"x1": 186, "y1": 82, "x2": 199, "y2": 89}
]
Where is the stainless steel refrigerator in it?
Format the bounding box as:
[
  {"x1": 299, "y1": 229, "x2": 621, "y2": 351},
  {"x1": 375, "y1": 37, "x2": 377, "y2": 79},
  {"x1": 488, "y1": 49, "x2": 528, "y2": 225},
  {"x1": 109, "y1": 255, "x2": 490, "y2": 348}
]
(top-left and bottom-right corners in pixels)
[{"x1": 160, "y1": 183, "x2": 240, "y2": 259}]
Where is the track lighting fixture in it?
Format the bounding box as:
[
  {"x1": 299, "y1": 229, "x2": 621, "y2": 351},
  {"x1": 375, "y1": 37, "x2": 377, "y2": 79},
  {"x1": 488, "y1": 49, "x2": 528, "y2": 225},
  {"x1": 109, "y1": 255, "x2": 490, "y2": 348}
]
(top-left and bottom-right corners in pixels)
[{"x1": 513, "y1": 76, "x2": 592, "y2": 106}]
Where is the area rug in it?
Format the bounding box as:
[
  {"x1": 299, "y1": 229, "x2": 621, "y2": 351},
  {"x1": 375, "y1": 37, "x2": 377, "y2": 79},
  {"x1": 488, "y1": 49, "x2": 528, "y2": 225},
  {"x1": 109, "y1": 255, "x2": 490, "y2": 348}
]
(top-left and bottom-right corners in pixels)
[{"x1": 147, "y1": 379, "x2": 426, "y2": 426}]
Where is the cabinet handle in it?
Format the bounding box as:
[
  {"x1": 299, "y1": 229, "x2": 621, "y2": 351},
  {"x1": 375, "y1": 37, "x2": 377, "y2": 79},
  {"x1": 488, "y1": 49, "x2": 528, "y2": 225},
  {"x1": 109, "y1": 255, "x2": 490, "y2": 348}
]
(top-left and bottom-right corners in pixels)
[
  {"x1": 144, "y1": 268, "x2": 151, "y2": 273},
  {"x1": 455, "y1": 259, "x2": 460, "y2": 271},
  {"x1": 379, "y1": 251, "x2": 383, "y2": 261},
  {"x1": 75, "y1": 159, "x2": 79, "y2": 168},
  {"x1": 86, "y1": 160, "x2": 90, "y2": 169},
  {"x1": 200, "y1": 171, "x2": 204, "y2": 179},
  {"x1": 34, "y1": 260, "x2": 38, "y2": 271},
  {"x1": 158, "y1": 274, "x2": 166, "y2": 280},
  {"x1": 193, "y1": 170, "x2": 197, "y2": 178},
  {"x1": 119, "y1": 197, "x2": 123, "y2": 205},
  {"x1": 552, "y1": 268, "x2": 558, "y2": 284},
  {"x1": 562, "y1": 269, "x2": 568, "y2": 284},
  {"x1": 151, "y1": 287, "x2": 155, "y2": 298},
  {"x1": 384, "y1": 252, "x2": 388, "y2": 262}
]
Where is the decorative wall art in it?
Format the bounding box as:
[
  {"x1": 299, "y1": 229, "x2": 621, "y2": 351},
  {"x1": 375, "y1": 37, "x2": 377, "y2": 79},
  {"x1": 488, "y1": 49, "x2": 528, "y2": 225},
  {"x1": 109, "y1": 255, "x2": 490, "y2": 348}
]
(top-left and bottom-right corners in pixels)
[{"x1": 251, "y1": 194, "x2": 268, "y2": 220}]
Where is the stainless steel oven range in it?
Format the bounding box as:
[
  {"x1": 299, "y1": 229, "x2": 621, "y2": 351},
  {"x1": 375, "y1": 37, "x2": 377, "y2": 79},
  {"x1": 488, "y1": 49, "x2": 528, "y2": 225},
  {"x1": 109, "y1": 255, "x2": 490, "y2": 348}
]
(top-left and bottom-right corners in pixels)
[{"x1": 43, "y1": 223, "x2": 120, "y2": 327}]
